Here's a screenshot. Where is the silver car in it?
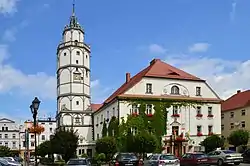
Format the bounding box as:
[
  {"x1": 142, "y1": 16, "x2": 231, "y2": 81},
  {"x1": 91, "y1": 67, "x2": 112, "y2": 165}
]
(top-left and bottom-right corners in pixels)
[
  {"x1": 207, "y1": 150, "x2": 243, "y2": 166},
  {"x1": 146, "y1": 154, "x2": 180, "y2": 166},
  {"x1": 67, "y1": 158, "x2": 90, "y2": 166}
]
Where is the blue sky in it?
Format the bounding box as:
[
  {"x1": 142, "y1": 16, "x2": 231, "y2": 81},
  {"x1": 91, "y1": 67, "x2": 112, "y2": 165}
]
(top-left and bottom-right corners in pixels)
[{"x1": 1, "y1": 0, "x2": 250, "y2": 123}]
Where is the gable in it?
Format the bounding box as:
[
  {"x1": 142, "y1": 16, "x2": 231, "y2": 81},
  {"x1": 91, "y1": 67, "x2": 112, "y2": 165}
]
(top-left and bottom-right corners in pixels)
[{"x1": 0, "y1": 118, "x2": 15, "y2": 123}]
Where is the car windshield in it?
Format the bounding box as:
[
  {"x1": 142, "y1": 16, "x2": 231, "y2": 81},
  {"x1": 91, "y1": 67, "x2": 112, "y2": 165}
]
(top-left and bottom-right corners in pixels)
[
  {"x1": 120, "y1": 153, "x2": 138, "y2": 160},
  {"x1": 67, "y1": 159, "x2": 87, "y2": 165},
  {"x1": 193, "y1": 154, "x2": 207, "y2": 158},
  {"x1": 222, "y1": 150, "x2": 235, "y2": 154},
  {"x1": 160, "y1": 155, "x2": 177, "y2": 160}
]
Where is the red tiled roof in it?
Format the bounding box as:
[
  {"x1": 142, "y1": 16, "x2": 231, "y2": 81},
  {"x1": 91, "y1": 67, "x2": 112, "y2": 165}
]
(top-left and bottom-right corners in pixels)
[
  {"x1": 221, "y1": 90, "x2": 250, "y2": 112},
  {"x1": 91, "y1": 104, "x2": 103, "y2": 112},
  {"x1": 95, "y1": 59, "x2": 205, "y2": 112}
]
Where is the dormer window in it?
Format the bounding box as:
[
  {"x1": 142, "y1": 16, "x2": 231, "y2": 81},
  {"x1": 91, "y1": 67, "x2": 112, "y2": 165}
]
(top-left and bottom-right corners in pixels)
[
  {"x1": 75, "y1": 116, "x2": 80, "y2": 123},
  {"x1": 196, "y1": 87, "x2": 201, "y2": 96},
  {"x1": 146, "y1": 83, "x2": 152, "y2": 94},
  {"x1": 171, "y1": 86, "x2": 179, "y2": 95}
]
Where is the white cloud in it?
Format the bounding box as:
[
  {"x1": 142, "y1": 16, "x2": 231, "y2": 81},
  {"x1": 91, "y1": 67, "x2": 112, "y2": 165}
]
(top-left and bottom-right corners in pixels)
[
  {"x1": 91, "y1": 79, "x2": 111, "y2": 103},
  {"x1": 2, "y1": 28, "x2": 17, "y2": 42},
  {"x1": 0, "y1": 0, "x2": 19, "y2": 15},
  {"x1": 149, "y1": 44, "x2": 167, "y2": 54},
  {"x1": 188, "y1": 43, "x2": 210, "y2": 53},
  {"x1": 165, "y1": 53, "x2": 250, "y2": 99}
]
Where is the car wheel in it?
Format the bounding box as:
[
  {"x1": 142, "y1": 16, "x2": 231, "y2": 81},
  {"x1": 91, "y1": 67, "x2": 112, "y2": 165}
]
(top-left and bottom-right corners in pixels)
[
  {"x1": 217, "y1": 159, "x2": 223, "y2": 166},
  {"x1": 234, "y1": 162, "x2": 240, "y2": 165}
]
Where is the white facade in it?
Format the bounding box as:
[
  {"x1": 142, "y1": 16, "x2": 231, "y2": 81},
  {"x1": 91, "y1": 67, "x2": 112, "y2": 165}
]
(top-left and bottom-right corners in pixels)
[
  {"x1": 0, "y1": 118, "x2": 20, "y2": 150},
  {"x1": 56, "y1": 10, "x2": 94, "y2": 156},
  {"x1": 93, "y1": 62, "x2": 221, "y2": 153}
]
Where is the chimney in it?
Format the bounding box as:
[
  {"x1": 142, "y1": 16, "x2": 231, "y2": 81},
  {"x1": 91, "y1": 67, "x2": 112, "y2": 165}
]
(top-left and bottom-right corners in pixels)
[
  {"x1": 126, "y1": 73, "x2": 131, "y2": 83},
  {"x1": 150, "y1": 59, "x2": 160, "y2": 65},
  {"x1": 237, "y1": 90, "x2": 241, "y2": 94}
]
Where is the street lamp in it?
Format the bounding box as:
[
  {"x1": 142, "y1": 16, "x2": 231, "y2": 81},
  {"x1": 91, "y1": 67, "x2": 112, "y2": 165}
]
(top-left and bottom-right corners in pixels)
[{"x1": 30, "y1": 97, "x2": 40, "y2": 166}]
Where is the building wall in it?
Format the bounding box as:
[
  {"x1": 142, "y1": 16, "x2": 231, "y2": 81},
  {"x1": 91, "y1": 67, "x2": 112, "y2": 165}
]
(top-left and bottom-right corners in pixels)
[
  {"x1": 125, "y1": 77, "x2": 218, "y2": 98},
  {"x1": 93, "y1": 101, "x2": 119, "y2": 140},
  {"x1": 0, "y1": 118, "x2": 20, "y2": 150},
  {"x1": 221, "y1": 106, "x2": 250, "y2": 140}
]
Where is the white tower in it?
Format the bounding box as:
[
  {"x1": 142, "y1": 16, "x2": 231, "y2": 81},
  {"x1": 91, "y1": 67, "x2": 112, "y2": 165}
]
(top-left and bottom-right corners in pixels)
[{"x1": 56, "y1": 3, "x2": 94, "y2": 156}]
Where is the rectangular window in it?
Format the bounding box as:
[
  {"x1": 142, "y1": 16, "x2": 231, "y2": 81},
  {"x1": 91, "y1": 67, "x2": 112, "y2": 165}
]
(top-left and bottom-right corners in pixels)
[
  {"x1": 113, "y1": 107, "x2": 115, "y2": 116},
  {"x1": 230, "y1": 112, "x2": 234, "y2": 118},
  {"x1": 146, "y1": 104, "x2": 153, "y2": 114},
  {"x1": 23, "y1": 141, "x2": 26, "y2": 147},
  {"x1": 97, "y1": 134, "x2": 99, "y2": 140},
  {"x1": 49, "y1": 122, "x2": 52, "y2": 125},
  {"x1": 76, "y1": 60, "x2": 79, "y2": 64},
  {"x1": 107, "y1": 111, "x2": 109, "y2": 119},
  {"x1": 241, "y1": 121, "x2": 245, "y2": 128},
  {"x1": 221, "y1": 125, "x2": 224, "y2": 131},
  {"x1": 208, "y1": 125, "x2": 213, "y2": 133},
  {"x1": 42, "y1": 135, "x2": 45, "y2": 140},
  {"x1": 4, "y1": 134, "x2": 8, "y2": 139},
  {"x1": 241, "y1": 110, "x2": 246, "y2": 116},
  {"x1": 208, "y1": 107, "x2": 212, "y2": 115},
  {"x1": 197, "y1": 125, "x2": 202, "y2": 133},
  {"x1": 31, "y1": 142, "x2": 35, "y2": 147},
  {"x1": 230, "y1": 123, "x2": 234, "y2": 129},
  {"x1": 196, "y1": 87, "x2": 201, "y2": 96},
  {"x1": 49, "y1": 128, "x2": 53, "y2": 132},
  {"x1": 76, "y1": 51, "x2": 80, "y2": 55},
  {"x1": 76, "y1": 101, "x2": 79, "y2": 105},
  {"x1": 12, "y1": 134, "x2": 16, "y2": 139},
  {"x1": 221, "y1": 113, "x2": 224, "y2": 119},
  {"x1": 173, "y1": 106, "x2": 178, "y2": 115},
  {"x1": 146, "y1": 83, "x2": 152, "y2": 93},
  {"x1": 2, "y1": 127, "x2": 4, "y2": 131},
  {"x1": 196, "y1": 106, "x2": 201, "y2": 114},
  {"x1": 5, "y1": 127, "x2": 8, "y2": 131},
  {"x1": 31, "y1": 135, "x2": 34, "y2": 139},
  {"x1": 0, "y1": 134, "x2": 2, "y2": 138},
  {"x1": 5, "y1": 142, "x2": 8, "y2": 147},
  {"x1": 101, "y1": 115, "x2": 103, "y2": 122},
  {"x1": 131, "y1": 104, "x2": 138, "y2": 114},
  {"x1": 41, "y1": 122, "x2": 45, "y2": 125},
  {"x1": 12, "y1": 141, "x2": 16, "y2": 148}
]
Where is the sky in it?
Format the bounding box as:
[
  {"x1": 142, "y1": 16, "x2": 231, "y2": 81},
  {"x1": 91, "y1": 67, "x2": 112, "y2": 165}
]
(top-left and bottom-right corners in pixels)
[{"x1": 0, "y1": 0, "x2": 250, "y2": 123}]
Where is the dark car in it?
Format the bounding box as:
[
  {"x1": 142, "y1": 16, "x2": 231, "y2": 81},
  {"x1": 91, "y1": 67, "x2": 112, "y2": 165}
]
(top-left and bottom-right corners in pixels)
[
  {"x1": 113, "y1": 153, "x2": 143, "y2": 166},
  {"x1": 179, "y1": 152, "x2": 209, "y2": 166},
  {"x1": 242, "y1": 149, "x2": 250, "y2": 163},
  {"x1": 67, "y1": 158, "x2": 89, "y2": 166}
]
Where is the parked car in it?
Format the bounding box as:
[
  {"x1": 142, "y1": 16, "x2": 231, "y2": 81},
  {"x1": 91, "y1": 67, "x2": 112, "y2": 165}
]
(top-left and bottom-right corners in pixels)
[
  {"x1": 146, "y1": 153, "x2": 179, "y2": 166},
  {"x1": 179, "y1": 152, "x2": 209, "y2": 166},
  {"x1": 207, "y1": 150, "x2": 243, "y2": 166},
  {"x1": 67, "y1": 158, "x2": 90, "y2": 166},
  {"x1": 242, "y1": 148, "x2": 250, "y2": 163},
  {"x1": 0, "y1": 158, "x2": 22, "y2": 166},
  {"x1": 112, "y1": 153, "x2": 143, "y2": 166}
]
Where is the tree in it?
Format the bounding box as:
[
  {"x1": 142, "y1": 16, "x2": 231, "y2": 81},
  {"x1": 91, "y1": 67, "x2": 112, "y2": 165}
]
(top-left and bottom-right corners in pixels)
[
  {"x1": 95, "y1": 136, "x2": 117, "y2": 160},
  {"x1": 0, "y1": 146, "x2": 11, "y2": 157},
  {"x1": 37, "y1": 141, "x2": 51, "y2": 157},
  {"x1": 29, "y1": 124, "x2": 45, "y2": 134},
  {"x1": 133, "y1": 132, "x2": 158, "y2": 154},
  {"x1": 50, "y1": 129, "x2": 78, "y2": 162},
  {"x1": 200, "y1": 135, "x2": 225, "y2": 153},
  {"x1": 102, "y1": 120, "x2": 107, "y2": 137},
  {"x1": 227, "y1": 129, "x2": 249, "y2": 147}
]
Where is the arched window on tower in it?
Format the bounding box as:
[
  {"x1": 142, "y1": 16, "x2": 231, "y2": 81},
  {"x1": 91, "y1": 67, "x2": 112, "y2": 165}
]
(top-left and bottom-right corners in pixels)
[
  {"x1": 74, "y1": 40, "x2": 78, "y2": 46},
  {"x1": 171, "y1": 85, "x2": 180, "y2": 95}
]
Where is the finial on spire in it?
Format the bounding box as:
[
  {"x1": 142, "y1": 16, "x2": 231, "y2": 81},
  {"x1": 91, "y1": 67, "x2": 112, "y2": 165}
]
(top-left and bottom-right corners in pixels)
[{"x1": 72, "y1": 0, "x2": 75, "y2": 16}]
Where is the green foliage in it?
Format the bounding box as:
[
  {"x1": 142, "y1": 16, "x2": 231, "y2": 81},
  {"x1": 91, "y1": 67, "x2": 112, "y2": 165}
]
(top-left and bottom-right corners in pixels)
[
  {"x1": 50, "y1": 129, "x2": 79, "y2": 162},
  {"x1": 95, "y1": 136, "x2": 117, "y2": 160},
  {"x1": 227, "y1": 129, "x2": 250, "y2": 147},
  {"x1": 0, "y1": 146, "x2": 11, "y2": 157},
  {"x1": 102, "y1": 120, "x2": 107, "y2": 137},
  {"x1": 200, "y1": 135, "x2": 225, "y2": 153},
  {"x1": 37, "y1": 141, "x2": 51, "y2": 157},
  {"x1": 133, "y1": 132, "x2": 158, "y2": 153},
  {"x1": 108, "y1": 116, "x2": 119, "y2": 137},
  {"x1": 81, "y1": 153, "x2": 89, "y2": 158}
]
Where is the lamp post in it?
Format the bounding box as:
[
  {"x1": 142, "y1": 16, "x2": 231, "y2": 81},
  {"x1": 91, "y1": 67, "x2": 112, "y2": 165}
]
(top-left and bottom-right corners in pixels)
[{"x1": 30, "y1": 97, "x2": 40, "y2": 166}]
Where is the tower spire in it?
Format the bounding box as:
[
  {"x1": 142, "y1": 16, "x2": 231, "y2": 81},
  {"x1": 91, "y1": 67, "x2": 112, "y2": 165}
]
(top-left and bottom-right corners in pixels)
[{"x1": 72, "y1": 0, "x2": 75, "y2": 16}]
